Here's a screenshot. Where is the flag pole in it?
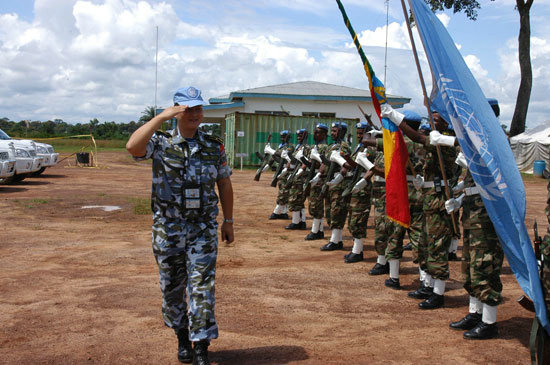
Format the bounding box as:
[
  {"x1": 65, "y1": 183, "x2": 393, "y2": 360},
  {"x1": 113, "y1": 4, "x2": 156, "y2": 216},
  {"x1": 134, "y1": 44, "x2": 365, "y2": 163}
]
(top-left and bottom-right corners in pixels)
[{"x1": 399, "y1": 0, "x2": 459, "y2": 235}]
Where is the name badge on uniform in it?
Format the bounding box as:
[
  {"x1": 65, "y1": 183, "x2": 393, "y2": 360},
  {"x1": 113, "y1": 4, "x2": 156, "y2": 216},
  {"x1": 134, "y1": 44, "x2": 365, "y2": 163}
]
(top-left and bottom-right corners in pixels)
[{"x1": 183, "y1": 183, "x2": 202, "y2": 210}]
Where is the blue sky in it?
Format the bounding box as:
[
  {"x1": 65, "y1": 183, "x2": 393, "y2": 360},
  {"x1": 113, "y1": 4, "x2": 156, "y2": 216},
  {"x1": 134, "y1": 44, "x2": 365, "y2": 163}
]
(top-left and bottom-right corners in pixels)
[{"x1": 0, "y1": 0, "x2": 548, "y2": 128}]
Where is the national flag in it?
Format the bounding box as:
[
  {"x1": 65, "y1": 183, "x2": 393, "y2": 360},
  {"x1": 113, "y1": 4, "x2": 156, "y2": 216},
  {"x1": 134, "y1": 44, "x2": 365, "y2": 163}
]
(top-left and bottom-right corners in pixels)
[
  {"x1": 409, "y1": 0, "x2": 549, "y2": 333},
  {"x1": 336, "y1": 0, "x2": 410, "y2": 227}
]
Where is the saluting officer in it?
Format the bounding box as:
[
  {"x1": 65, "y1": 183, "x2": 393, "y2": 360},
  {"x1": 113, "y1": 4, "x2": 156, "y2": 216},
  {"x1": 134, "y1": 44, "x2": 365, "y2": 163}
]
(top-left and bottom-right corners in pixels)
[{"x1": 126, "y1": 86, "x2": 234, "y2": 365}]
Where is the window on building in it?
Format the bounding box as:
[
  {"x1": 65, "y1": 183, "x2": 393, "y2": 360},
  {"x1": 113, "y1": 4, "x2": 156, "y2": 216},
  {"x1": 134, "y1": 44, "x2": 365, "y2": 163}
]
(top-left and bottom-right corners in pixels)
[
  {"x1": 302, "y1": 112, "x2": 336, "y2": 118},
  {"x1": 319, "y1": 112, "x2": 336, "y2": 118},
  {"x1": 255, "y1": 110, "x2": 290, "y2": 116}
]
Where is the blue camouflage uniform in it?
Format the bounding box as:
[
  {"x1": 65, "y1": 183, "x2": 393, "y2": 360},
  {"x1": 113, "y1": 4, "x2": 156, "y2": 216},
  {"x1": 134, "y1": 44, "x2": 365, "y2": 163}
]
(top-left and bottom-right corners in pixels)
[{"x1": 135, "y1": 127, "x2": 232, "y2": 342}]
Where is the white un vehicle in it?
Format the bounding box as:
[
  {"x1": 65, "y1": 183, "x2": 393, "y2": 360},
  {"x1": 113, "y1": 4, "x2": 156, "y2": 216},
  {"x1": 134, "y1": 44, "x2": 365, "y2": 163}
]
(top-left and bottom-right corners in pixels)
[{"x1": 0, "y1": 129, "x2": 59, "y2": 183}]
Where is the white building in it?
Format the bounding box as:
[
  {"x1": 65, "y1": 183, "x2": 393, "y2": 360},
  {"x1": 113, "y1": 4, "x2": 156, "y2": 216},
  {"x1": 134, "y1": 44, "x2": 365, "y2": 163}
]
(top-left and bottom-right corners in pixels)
[{"x1": 203, "y1": 80, "x2": 410, "y2": 126}]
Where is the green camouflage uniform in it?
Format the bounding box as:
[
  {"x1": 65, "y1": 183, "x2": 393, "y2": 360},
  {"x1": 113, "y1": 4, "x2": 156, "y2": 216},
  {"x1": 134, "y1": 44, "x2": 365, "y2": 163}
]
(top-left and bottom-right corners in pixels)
[
  {"x1": 405, "y1": 136, "x2": 426, "y2": 265},
  {"x1": 421, "y1": 141, "x2": 458, "y2": 280},
  {"x1": 326, "y1": 140, "x2": 352, "y2": 229},
  {"x1": 135, "y1": 128, "x2": 232, "y2": 341},
  {"x1": 287, "y1": 142, "x2": 311, "y2": 212},
  {"x1": 308, "y1": 141, "x2": 330, "y2": 221},
  {"x1": 461, "y1": 170, "x2": 503, "y2": 306},
  {"x1": 347, "y1": 144, "x2": 373, "y2": 239},
  {"x1": 542, "y1": 178, "x2": 550, "y2": 310},
  {"x1": 276, "y1": 142, "x2": 294, "y2": 206}
]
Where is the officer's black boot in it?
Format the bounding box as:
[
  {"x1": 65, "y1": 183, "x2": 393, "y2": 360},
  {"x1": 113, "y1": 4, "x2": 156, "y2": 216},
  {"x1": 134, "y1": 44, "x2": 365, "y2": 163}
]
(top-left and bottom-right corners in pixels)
[
  {"x1": 418, "y1": 293, "x2": 444, "y2": 309},
  {"x1": 176, "y1": 328, "x2": 193, "y2": 364},
  {"x1": 192, "y1": 340, "x2": 210, "y2": 365},
  {"x1": 463, "y1": 321, "x2": 498, "y2": 340},
  {"x1": 385, "y1": 277, "x2": 400, "y2": 289},
  {"x1": 320, "y1": 241, "x2": 343, "y2": 251},
  {"x1": 450, "y1": 312, "x2": 482, "y2": 330}
]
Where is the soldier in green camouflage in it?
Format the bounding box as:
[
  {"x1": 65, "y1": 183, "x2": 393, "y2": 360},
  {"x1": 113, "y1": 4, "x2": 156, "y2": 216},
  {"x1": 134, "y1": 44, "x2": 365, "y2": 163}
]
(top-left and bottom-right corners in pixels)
[
  {"x1": 343, "y1": 122, "x2": 374, "y2": 263},
  {"x1": 382, "y1": 104, "x2": 459, "y2": 309},
  {"x1": 305, "y1": 123, "x2": 330, "y2": 240},
  {"x1": 320, "y1": 122, "x2": 352, "y2": 251},
  {"x1": 127, "y1": 86, "x2": 234, "y2": 365},
  {"x1": 269, "y1": 130, "x2": 294, "y2": 220},
  {"x1": 285, "y1": 129, "x2": 311, "y2": 230}
]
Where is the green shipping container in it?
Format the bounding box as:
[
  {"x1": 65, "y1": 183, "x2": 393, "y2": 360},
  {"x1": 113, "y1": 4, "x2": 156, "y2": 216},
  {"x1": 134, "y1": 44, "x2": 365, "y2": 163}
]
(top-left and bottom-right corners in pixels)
[{"x1": 223, "y1": 112, "x2": 360, "y2": 168}]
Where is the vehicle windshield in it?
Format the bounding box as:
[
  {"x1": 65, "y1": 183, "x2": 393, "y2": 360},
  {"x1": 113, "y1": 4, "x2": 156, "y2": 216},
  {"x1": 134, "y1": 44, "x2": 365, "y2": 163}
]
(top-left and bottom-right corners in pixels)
[{"x1": 0, "y1": 129, "x2": 11, "y2": 140}]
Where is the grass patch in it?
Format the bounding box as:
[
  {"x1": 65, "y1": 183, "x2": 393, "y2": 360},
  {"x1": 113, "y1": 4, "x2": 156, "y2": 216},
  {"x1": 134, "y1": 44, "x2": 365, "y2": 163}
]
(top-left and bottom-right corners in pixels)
[
  {"x1": 13, "y1": 198, "x2": 49, "y2": 209},
  {"x1": 128, "y1": 197, "x2": 151, "y2": 215},
  {"x1": 279, "y1": 235, "x2": 288, "y2": 241},
  {"x1": 39, "y1": 139, "x2": 127, "y2": 153}
]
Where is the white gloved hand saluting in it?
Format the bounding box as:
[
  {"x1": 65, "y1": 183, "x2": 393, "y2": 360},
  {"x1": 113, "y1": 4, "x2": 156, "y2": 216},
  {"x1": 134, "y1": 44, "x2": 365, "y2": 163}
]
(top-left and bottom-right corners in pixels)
[
  {"x1": 429, "y1": 131, "x2": 456, "y2": 147},
  {"x1": 326, "y1": 172, "x2": 344, "y2": 190},
  {"x1": 351, "y1": 178, "x2": 367, "y2": 194},
  {"x1": 310, "y1": 172, "x2": 322, "y2": 186},
  {"x1": 380, "y1": 103, "x2": 404, "y2": 126},
  {"x1": 445, "y1": 193, "x2": 465, "y2": 213}
]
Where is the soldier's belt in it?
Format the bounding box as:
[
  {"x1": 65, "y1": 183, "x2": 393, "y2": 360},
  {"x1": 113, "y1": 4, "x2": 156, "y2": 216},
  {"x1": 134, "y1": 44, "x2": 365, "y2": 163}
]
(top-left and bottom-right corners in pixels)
[
  {"x1": 464, "y1": 186, "x2": 481, "y2": 196},
  {"x1": 422, "y1": 179, "x2": 450, "y2": 188},
  {"x1": 374, "y1": 175, "x2": 385, "y2": 182}
]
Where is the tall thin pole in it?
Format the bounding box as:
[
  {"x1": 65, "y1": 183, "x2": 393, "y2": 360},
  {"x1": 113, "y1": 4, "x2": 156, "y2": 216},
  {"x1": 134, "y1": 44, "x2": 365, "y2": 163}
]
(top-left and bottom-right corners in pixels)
[
  {"x1": 154, "y1": 25, "x2": 159, "y2": 117},
  {"x1": 399, "y1": 0, "x2": 458, "y2": 234},
  {"x1": 384, "y1": 0, "x2": 389, "y2": 86}
]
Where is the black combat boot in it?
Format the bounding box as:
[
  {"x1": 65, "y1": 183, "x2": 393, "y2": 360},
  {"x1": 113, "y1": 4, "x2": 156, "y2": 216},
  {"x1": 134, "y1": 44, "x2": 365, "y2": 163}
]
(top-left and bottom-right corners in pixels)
[
  {"x1": 320, "y1": 241, "x2": 343, "y2": 251},
  {"x1": 344, "y1": 252, "x2": 363, "y2": 263},
  {"x1": 418, "y1": 293, "x2": 444, "y2": 309},
  {"x1": 305, "y1": 231, "x2": 324, "y2": 240},
  {"x1": 385, "y1": 277, "x2": 400, "y2": 289},
  {"x1": 368, "y1": 262, "x2": 389, "y2": 275},
  {"x1": 450, "y1": 312, "x2": 482, "y2": 330},
  {"x1": 176, "y1": 328, "x2": 193, "y2": 364},
  {"x1": 192, "y1": 340, "x2": 210, "y2": 365},
  {"x1": 463, "y1": 321, "x2": 498, "y2": 340},
  {"x1": 408, "y1": 285, "x2": 433, "y2": 300},
  {"x1": 285, "y1": 222, "x2": 307, "y2": 230}
]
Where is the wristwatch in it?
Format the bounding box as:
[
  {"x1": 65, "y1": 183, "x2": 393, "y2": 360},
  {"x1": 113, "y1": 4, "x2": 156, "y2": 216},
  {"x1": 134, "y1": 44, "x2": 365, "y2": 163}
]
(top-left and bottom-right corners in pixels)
[{"x1": 223, "y1": 218, "x2": 234, "y2": 223}]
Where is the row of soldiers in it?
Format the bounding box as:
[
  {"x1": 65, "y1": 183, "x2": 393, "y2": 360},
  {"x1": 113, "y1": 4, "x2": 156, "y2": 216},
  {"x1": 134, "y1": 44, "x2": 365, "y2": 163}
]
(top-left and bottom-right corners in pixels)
[{"x1": 255, "y1": 101, "x2": 523, "y2": 340}]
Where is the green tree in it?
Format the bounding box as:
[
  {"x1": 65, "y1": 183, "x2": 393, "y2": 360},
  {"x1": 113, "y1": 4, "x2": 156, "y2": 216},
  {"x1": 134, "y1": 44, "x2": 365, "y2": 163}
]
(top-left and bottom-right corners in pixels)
[
  {"x1": 424, "y1": 0, "x2": 533, "y2": 137},
  {"x1": 139, "y1": 106, "x2": 156, "y2": 123}
]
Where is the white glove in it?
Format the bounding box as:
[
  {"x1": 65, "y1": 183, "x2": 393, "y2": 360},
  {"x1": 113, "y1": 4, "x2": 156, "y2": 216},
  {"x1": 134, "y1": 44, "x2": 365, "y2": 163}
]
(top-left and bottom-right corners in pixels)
[
  {"x1": 310, "y1": 172, "x2": 321, "y2": 186},
  {"x1": 413, "y1": 175, "x2": 424, "y2": 190},
  {"x1": 453, "y1": 180, "x2": 465, "y2": 193},
  {"x1": 368, "y1": 129, "x2": 383, "y2": 137},
  {"x1": 380, "y1": 103, "x2": 404, "y2": 126},
  {"x1": 295, "y1": 168, "x2": 304, "y2": 178},
  {"x1": 455, "y1": 151, "x2": 467, "y2": 168},
  {"x1": 310, "y1": 148, "x2": 322, "y2": 163},
  {"x1": 281, "y1": 150, "x2": 291, "y2": 163},
  {"x1": 352, "y1": 178, "x2": 367, "y2": 194},
  {"x1": 279, "y1": 167, "x2": 288, "y2": 178},
  {"x1": 264, "y1": 144, "x2": 276, "y2": 156},
  {"x1": 261, "y1": 164, "x2": 270, "y2": 172},
  {"x1": 327, "y1": 173, "x2": 344, "y2": 189},
  {"x1": 330, "y1": 150, "x2": 347, "y2": 167},
  {"x1": 355, "y1": 151, "x2": 374, "y2": 171},
  {"x1": 429, "y1": 131, "x2": 456, "y2": 147},
  {"x1": 445, "y1": 193, "x2": 465, "y2": 213}
]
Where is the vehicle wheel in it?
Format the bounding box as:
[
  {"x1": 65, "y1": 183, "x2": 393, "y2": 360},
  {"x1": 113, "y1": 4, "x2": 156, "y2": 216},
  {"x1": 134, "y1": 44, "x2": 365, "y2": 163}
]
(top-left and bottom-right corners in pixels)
[
  {"x1": 7, "y1": 174, "x2": 26, "y2": 184},
  {"x1": 0, "y1": 175, "x2": 16, "y2": 184},
  {"x1": 30, "y1": 167, "x2": 47, "y2": 177}
]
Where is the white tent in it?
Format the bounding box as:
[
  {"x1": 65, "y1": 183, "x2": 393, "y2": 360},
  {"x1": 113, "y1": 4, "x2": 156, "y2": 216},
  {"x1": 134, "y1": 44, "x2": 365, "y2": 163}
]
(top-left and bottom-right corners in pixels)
[{"x1": 510, "y1": 122, "x2": 550, "y2": 174}]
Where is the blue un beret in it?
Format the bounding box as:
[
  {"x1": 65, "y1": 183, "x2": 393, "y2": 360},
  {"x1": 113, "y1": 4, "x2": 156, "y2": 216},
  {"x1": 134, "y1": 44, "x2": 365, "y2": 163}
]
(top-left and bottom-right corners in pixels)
[
  {"x1": 316, "y1": 123, "x2": 328, "y2": 132},
  {"x1": 280, "y1": 130, "x2": 290, "y2": 136},
  {"x1": 419, "y1": 120, "x2": 431, "y2": 131},
  {"x1": 356, "y1": 121, "x2": 369, "y2": 129},
  {"x1": 297, "y1": 128, "x2": 307, "y2": 134},
  {"x1": 402, "y1": 110, "x2": 422, "y2": 123},
  {"x1": 332, "y1": 121, "x2": 348, "y2": 129}
]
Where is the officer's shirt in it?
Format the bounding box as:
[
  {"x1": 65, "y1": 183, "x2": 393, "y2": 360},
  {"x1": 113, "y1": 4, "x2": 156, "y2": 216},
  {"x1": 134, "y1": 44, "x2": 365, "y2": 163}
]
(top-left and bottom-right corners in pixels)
[{"x1": 135, "y1": 128, "x2": 232, "y2": 221}]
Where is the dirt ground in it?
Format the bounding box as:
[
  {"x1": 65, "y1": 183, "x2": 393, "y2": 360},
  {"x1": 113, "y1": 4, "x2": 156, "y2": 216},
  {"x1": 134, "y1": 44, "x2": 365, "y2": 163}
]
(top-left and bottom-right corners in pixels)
[{"x1": 0, "y1": 151, "x2": 548, "y2": 364}]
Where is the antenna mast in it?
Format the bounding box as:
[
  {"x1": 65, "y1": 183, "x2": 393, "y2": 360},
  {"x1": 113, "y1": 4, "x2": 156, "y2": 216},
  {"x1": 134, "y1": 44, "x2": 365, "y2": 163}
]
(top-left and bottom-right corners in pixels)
[
  {"x1": 384, "y1": 0, "x2": 389, "y2": 86},
  {"x1": 154, "y1": 25, "x2": 159, "y2": 117}
]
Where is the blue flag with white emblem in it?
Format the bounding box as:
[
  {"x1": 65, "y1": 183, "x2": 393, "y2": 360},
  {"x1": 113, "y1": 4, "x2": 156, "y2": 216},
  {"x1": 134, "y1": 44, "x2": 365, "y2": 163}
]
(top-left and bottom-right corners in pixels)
[{"x1": 409, "y1": 0, "x2": 549, "y2": 333}]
